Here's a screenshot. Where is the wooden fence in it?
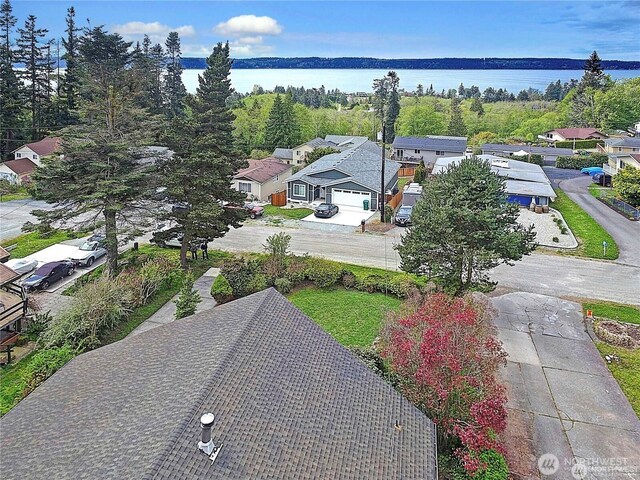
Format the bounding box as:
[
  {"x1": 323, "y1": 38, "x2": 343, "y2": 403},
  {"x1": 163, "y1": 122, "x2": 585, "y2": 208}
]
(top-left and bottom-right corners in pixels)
[
  {"x1": 271, "y1": 190, "x2": 287, "y2": 207},
  {"x1": 398, "y1": 167, "x2": 416, "y2": 177},
  {"x1": 386, "y1": 190, "x2": 403, "y2": 210}
]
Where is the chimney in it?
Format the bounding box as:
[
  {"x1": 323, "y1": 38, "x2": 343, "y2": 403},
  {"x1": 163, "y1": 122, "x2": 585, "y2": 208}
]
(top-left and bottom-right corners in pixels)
[{"x1": 198, "y1": 413, "x2": 216, "y2": 455}]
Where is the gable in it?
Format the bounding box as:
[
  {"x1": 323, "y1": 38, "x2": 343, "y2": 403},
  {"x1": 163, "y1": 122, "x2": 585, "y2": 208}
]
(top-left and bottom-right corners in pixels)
[{"x1": 307, "y1": 169, "x2": 349, "y2": 180}]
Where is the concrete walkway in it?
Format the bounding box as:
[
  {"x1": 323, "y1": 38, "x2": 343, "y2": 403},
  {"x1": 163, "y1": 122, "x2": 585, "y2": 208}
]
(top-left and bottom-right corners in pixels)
[
  {"x1": 493, "y1": 292, "x2": 640, "y2": 480},
  {"x1": 128, "y1": 268, "x2": 219, "y2": 337}
]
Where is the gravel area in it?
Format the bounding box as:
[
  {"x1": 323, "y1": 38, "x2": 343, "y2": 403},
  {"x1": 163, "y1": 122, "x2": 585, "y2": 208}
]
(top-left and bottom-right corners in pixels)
[{"x1": 517, "y1": 207, "x2": 578, "y2": 248}]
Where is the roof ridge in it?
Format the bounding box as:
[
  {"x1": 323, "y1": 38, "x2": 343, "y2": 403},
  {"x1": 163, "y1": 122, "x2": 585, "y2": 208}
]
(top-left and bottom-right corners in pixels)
[{"x1": 146, "y1": 289, "x2": 277, "y2": 480}]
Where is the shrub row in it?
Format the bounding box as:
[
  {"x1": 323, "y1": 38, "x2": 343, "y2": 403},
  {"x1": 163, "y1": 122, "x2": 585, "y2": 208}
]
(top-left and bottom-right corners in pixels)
[
  {"x1": 212, "y1": 254, "x2": 423, "y2": 304},
  {"x1": 555, "y1": 139, "x2": 604, "y2": 149},
  {"x1": 556, "y1": 153, "x2": 607, "y2": 170},
  {"x1": 517, "y1": 153, "x2": 543, "y2": 166}
]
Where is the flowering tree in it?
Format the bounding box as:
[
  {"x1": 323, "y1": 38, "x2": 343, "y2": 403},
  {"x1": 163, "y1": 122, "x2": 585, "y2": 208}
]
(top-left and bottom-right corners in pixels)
[{"x1": 382, "y1": 293, "x2": 508, "y2": 473}]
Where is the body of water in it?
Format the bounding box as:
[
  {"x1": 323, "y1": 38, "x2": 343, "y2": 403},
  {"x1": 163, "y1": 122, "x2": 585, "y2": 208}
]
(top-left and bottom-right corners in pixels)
[{"x1": 182, "y1": 68, "x2": 640, "y2": 95}]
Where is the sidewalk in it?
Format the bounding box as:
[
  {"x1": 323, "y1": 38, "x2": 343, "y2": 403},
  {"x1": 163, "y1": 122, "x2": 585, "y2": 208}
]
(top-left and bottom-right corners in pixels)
[{"x1": 128, "y1": 267, "x2": 219, "y2": 337}]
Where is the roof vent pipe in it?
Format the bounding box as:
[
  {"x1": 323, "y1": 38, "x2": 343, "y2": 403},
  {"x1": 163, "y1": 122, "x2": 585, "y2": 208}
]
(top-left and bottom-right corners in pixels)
[{"x1": 198, "y1": 413, "x2": 216, "y2": 455}]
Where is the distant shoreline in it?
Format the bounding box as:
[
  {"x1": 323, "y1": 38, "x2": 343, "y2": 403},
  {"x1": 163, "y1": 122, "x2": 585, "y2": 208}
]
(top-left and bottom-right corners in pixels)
[{"x1": 183, "y1": 57, "x2": 640, "y2": 70}]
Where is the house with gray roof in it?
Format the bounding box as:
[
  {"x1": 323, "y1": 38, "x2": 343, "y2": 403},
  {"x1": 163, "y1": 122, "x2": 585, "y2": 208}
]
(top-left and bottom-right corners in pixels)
[
  {"x1": 273, "y1": 135, "x2": 370, "y2": 166},
  {"x1": 0, "y1": 289, "x2": 437, "y2": 480},
  {"x1": 286, "y1": 141, "x2": 400, "y2": 210},
  {"x1": 434, "y1": 154, "x2": 556, "y2": 206},
  {"x1": 392, "y1": 135, "x2": 467, "y2": 167},
  {"x1": 482, "y1": 143, "x2": 573, "y2": 165}
]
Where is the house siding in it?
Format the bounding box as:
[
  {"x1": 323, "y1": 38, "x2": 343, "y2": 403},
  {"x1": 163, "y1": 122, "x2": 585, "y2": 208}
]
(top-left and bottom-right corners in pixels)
[
  {"x1": 288, "y1": 180, "x2": 311, "y2": 202},
  {"x1": 394, "y1": 148, "x2": 464, "y2": 167}
]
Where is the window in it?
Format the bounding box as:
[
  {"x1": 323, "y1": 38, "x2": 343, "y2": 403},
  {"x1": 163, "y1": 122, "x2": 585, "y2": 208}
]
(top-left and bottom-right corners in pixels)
[
  {"x1": 296, "y1": 151, "x2": 301, "y2": 155},
  {"x1": 33, "y1": 154, "x2": 37, "y2": 159},
  {"x1": 436, "y1": 151, "x2": 445, "y2": 156},
  {"x1": 274, "y1": 175, "x2": 279, "y2": 181},
  {"x1": 293, "y1": 184, "x2": 306, "y2": 197},
  {"x1": 397, "y1": 149, "x2": 404, "y2": 158},
  {"x1": 414, "y1": 149, "x2": 421, "y2": 154},
  {"x1": 16, "y1": 153, "x2": 21, "y2": 158},
  {"x1": 238, "y1": 182, "x2": 252, "y2": 193}
]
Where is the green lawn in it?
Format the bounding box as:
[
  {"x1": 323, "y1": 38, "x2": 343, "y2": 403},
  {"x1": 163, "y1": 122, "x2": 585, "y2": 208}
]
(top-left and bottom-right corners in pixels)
[
  {"x1": 0, "y1": 352, "x2": 34, "y2": 415},
  {"x1": 0, "y1": 192, "x2": 30, "y2": 202},
  {"x1": 288, "y1": 286, "x2": 401, "y2": 347},
  {"x1": 263, "y1": 204, "x2": 313, "y2": 219},
  {"x1": 583, "y1": 301, "x2": 640, "y2": 325},
  {"x1": 596, "y1": 343, "x2": 640, "y2": 416},
  {"x1": 1, "y1": 230, "x2": 80, "y2": 259},
  {"x1": 398, "y1": 177, "x2": 411, "y2": 190},
  {"x1": 551, "y1": 189, "x2": 618, "y2": 260},
  {"x1": 587, "y1": 183, "x2": 612, "y2": 200}
]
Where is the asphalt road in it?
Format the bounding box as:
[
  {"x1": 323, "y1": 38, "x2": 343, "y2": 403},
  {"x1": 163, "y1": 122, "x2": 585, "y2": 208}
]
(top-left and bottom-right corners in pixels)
[
  {"x1": 558, "y1": 175, "x2": 640, "y2": 267},
  {"x1": 0, "y1": 198, "x2": 53, "y2": 241},
  {"x1": 211, "y1": 223, "x2": 640, "y2": 306}
]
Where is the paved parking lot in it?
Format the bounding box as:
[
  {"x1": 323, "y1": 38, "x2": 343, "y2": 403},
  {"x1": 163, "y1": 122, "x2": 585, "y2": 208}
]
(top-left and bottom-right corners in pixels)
[
  {"x1": 493, "y1": 292, "x2": 640, "y2": 479},
  {"x1": 301, "y1": 205, "x2": 375, "y2": 227}
]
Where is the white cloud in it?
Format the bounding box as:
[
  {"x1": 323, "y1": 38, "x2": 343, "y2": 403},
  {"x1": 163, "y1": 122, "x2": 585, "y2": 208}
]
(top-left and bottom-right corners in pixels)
[
  {"x1": 112, "y1": 21, "x2": 196, "y2": 43},
  {"x1": 215, "y1": 15, "x2": 282, "y2": 37}
]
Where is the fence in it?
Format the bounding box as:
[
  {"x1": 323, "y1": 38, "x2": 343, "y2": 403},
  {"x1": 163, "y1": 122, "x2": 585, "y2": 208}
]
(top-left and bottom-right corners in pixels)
[
  {"x1": 271, "y1": 190, "x2": 287, "y2": 207},
  {"x1": 398, "y1": 167, "x2": 416, "y2": 177},
  {"x1": 386, "y1": 190, "x2": 403, "y2": 210},
  {"x1": 593, "y1": 189, "x2": 640, "y2": 220}
]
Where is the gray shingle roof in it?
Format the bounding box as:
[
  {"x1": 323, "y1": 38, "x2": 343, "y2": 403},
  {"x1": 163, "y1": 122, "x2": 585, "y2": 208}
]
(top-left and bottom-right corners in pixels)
[
  {"x1": 482, "y1": 143, "x2": 573, "y2": 156},
  {"x1": 605, "y1": 137, "x2": 640, "y2": 148},
  {"x1": 0, "y1": 289, "x2": 437, "y2": 480},
  {"x1": 305, "y1": 137, "x2": 333, "y2": 148},
  {"x1": 272, "y1": 147, "x2": 293, "y2": 160},
  {"x1": 393, "y1": 135, "x2": 467, "y2": 152},
  {"x1": 287, "y1": 141, "x2": 400, "y2": 193},
  {"x1": 324, "y1": 135, "x2": 369, "y2": 150}
]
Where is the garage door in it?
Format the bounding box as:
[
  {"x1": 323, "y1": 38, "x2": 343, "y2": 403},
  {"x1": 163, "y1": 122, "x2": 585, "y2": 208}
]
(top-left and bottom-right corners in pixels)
[{"x1": 332, "y1": 188, "x2": 371, "y2": 208}]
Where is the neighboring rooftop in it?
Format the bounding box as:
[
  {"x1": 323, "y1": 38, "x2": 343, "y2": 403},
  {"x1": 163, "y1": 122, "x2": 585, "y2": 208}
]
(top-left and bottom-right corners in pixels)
[
  {"x1": 287, "y1": 141, "x2": 400, "y2": 192},
  {"x1": 272, "y1": 147, "x2": 293, "y2": 160},
  {"x1": 1, "y1": 158, "x2": 38, "y2": 176},
  {"x1": 392, "y1": 135, "x2": 467, "y2": 152},
  {"x1": 546, "y1": 128, "x2": 606, "y2": 140},
  {"x1": 0, "y1": 245, "x2": 9, "y2": 262},
  {"x1": 0, "y1": 262, "x2": 19, "y2": 285},
  {"x1": 13, "y1": 136, "x2": 61, "y2": 156},
  {"x1": 482, "y1": 143, "x2": 574, "y2": 156},
  {"x1": 324, "y1": 135, "x2": 369, "y2": 150},
  {"x1": 234, "y1": 158, "x2": 291, "y2": 183},
  {"x1": 605, "y1": 137, "x2": 640, "y2": 148},
  {"x1": 0, "y1": 289, "x2": 437, "y2": 480}
]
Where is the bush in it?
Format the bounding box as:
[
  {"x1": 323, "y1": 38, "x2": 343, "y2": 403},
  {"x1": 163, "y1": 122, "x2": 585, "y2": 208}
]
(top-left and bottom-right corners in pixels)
[
  {"x1": 220, "y1": 258, "x2": 262, "y2": 297},
  {"x1": 555, "y1": 139, "x2": 604, "y2": 149},
  {"x1": 211, "y1": 274, "x2": 233, "y2": 304},
  {"x1": 357, "y1": 273, "x2": 386, "y2": 293},
  {"x1": 388, "y1": 276, "x2": 420, "y2": 298},
  {"x1": 341, "y1": 270, "x2": 357, "y2": 289},
  {"x1": 304, "y1": 257, "x2": 342, "y2": 288},
  {"x1": 284, "y1": 255, "x2": 308, "y2": 284},
  {"x1": 138, "y1": 256, "x2": 177, "y2": 304},
  {"x1": 23, "y1": 312, "x2": 52, "y2": 342},
  {"x1": 274, "y1": 277, "x2": 292, "y2": 294},
  {"x1": 384, "y1": 204, "x2": 393, "y2": 223},
  {"x1": 174, "y1": 274, "x2": 201, "y2": 320},
  {"x1": 22, "y1": 345, "x2": 76, "y2": 394},
  {"x1": 473, "y1": 450, "x2": 508, "y2": 480},
  {"x1": 556, "y1": 154, "x2": 607, "y2": 170},
  {"x1": 552, "y1": 236, "x2": 559, "y2": 243},
  {"x1": 246, "y1": 272, "x2": 268, "y2": 294},
  {"x1": 519, "y1": 153, "x2": 543, "y2": 166}
]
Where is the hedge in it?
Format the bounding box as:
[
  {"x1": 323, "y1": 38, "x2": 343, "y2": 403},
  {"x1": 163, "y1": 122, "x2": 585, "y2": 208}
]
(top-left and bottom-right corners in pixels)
[
  {"x1": 556, "y1": 153, "x2": 607, "y2": 170},
  {"x1": 555, "y1": 139, "x2": 604, "y2": 149}
]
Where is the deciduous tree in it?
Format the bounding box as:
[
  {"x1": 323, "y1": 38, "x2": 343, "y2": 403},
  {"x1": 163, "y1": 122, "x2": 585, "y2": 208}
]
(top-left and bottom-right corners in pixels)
[{"x1": 613, "y1": 165, "x2": 640, "y2": 208}]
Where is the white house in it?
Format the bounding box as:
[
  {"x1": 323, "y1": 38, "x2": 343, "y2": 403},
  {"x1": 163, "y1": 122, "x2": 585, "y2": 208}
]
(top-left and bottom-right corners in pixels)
[
  {"x1": 12, "y1": 137, "x2": 61, "y2": 166},
  {"x1": 0, "y1": 158, "x2": 38, "y2": 185},
  {"x1": 538, "y1": 128, "x2": 607, "y2": 143}
]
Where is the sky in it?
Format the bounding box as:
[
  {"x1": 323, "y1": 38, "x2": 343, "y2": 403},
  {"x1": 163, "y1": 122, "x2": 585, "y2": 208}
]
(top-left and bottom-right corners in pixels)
[{"x1": 11, "y1": 1, "x2": 640, "y2": 60}]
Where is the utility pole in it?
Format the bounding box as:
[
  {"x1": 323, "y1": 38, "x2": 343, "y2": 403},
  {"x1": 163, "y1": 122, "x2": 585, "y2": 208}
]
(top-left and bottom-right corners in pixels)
[{"x1": 380, "y1": 122, "x2": 386, "y2": 222}]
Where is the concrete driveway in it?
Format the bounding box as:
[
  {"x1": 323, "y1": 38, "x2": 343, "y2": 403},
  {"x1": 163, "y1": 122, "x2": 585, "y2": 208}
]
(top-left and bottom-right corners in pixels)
[
  {"x1": 559, "y1": 175, "x2": 640, "y2": 267},
  {"x1": 301, "y1": 205, "x2": 375, "y2": 227},
  {"x1": 493, "y1": 292, "x2": 639, "y2": 479},
  {"x1": 0, "y1": 198, "x2": 54, "y2": 242}
]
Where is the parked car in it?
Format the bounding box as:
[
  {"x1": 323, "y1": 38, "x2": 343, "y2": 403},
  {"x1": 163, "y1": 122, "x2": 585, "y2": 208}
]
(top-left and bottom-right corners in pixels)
[
  {"x1": 5, "y1": 258, "x2": 38, "y2": 275},
  {"x1": 150, "y1": 224, "x2": 183, "y2": 248},
  {"x1": 592, "y1": 172, "x2": 612, "y2": 187},
  {"x1": 244, "y1": 202, "x2": 264, "y2": 219},
  {"x1": 69, "y1": 240, "x2": 107, "y2": 267},
  {"x1": 314, "y1": 203, "x2": 339, "y2": 218},
  {"x1": 22, "y1": 261, "x2": 75, "y2": 291},
  {"x1": 580, "y1": 166, "x2": 604, "y2": 176},
  {"x1": 394, "y1": 205, "x2": 414, "y2": 226}
]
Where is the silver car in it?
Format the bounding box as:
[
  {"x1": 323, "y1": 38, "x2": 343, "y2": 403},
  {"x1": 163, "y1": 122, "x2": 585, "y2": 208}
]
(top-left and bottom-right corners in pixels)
[{"x1": 70, "y1": 240, "x2": 107, "y2": 267}]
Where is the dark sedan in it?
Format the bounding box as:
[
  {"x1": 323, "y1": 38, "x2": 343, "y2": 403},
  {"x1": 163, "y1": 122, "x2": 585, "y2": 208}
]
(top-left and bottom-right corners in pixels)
[
  {"x1": 22, "y1": 261, "x2": 75, "y2": 291},
  {"x1": 314, "y1": 203, "x2": 339, "y2": 218},
  {"x1": 592, "y1": 172, "x2": 612, "y2": 187},
  {"x1": 394, "y1": 205, "x2": 413, "y2": 226}
]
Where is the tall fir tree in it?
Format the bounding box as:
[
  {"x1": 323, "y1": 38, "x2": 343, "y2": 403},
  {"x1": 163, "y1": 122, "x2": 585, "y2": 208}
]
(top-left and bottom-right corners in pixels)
[
  {"x1": 60, "y1": 6, "x2": 80, "y2": 124},
  {"x1": 163, "y1": 31, "x2": 186, "y2": 117},
  {"x1": 31, "y1": 27, "x2": 160, "y2": 275},
  {"x1": 0, "y1": 0, "x2": 22, "y2": 158},
  {"x1": 157, "y1": 41, "x2": 248, "y2": 268},
  {"x1": 131, "y1": 35, "x2": 164, "y2": 113},
  {"x1": 447, "y1": 97, "x2": 466, "y2": 136},
  {"x1": 16, "y1": 14, "x2": 52, "y2": 140},
  {"x1": 581, "y1": 50, "x2": 608, "y2": 91},
  {"x1": 469, "y1": 96, "x2": 484, "y2": 116},
  {"x1": 384, "y1": 71, "x2": 400, "y2": 143},
  {"x1": 265, "y1": 93, "x2": 300, "y2": 149}
]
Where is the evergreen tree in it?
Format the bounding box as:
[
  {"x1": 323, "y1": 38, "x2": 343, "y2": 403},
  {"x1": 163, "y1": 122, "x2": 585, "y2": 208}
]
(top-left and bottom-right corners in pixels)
[
  {"x1": 516, "y1": 89, "x2": 529, "y2": 101},
  {"x1": 396, "y1": 156, "x2": 536, "y2": 293},
  {"x1": 31, "y1": 27, "x2": 159, "y2": 275},
  {"x1": 265, "y1": 93, "x2": 300, "y2": 149},
  {"x1": 60, "y1": 6, "x2": 80, "y2": 124},
  {"x1": 469, "y1": 96, "x2": 484, "y2": 116},
  {"x1": 131, "y1": 35, "x2": 164, "y2": 112},
  {"x1": 427, "y1": 83, "x2": 435, "y2": 96},
  {"x1": 581, "y1": 50, "x2": 608, "y2": 90},
  {"x1": 416, "y1": 84, "x2": 424, "y2": 97},
  {"x1": 174, "y1": 273, "x2": 201, "y2": 319},
  {"x1": 413, "y1": 159, "x2": 427, "y2": 184},
  {"x1": 157, "y1": 42, "x2": 248, "y2": 268},
  {"x1": 0, "y1": 0, "x2": 22, "y2": 158},
  {"x1": 458, "y1": 82, "x2": 465, "y2": 97},
  {"x1": 163, "y1": 31, "x2": 186, "y2": 117},
  {"x1": 16, "y1": 15, "x2": 52, "y2": 140},
  {"x1": 447, "y1": 97, "x2": 466, "y2": 136},
  {"x1": 384, "y1": 71, "x2": 400, "y2": 143}
]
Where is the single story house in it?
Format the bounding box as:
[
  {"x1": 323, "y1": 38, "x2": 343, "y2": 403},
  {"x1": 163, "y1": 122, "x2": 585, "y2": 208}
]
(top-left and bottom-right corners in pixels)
[
  {"x1": 11, "y1": 136, "x2": 61, "y2": 166},
  {"x1": 392, "y1": 135, "x2": 467, "y2": 167},
  {"x1": 232, "y1": 158, "x2": 293, "y2": 201},
  {"x1": 0, "y1": 158, "x2": 39, "y2": 185},
  {"x1": 286, "y1": 141, "x2": 400, "y2": 211},
  {"x1": 600, "y1": 136, "x2": 640, "y2": 155},
  {"x1": 482, "y1": 143, "x2": 573, "y2": 165},
  {"x1": 433, "y1": 154, "x2": 556, "y2": 206},
  {"x1": 0, "y1": 289, "x2": 438, "y2": 479},
  {"x1": 539, "y1": 128, "x2": 607, "y2": 143},
  {"x1": 273, "y1": 135, "x2": 369, "y2": 165}
]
